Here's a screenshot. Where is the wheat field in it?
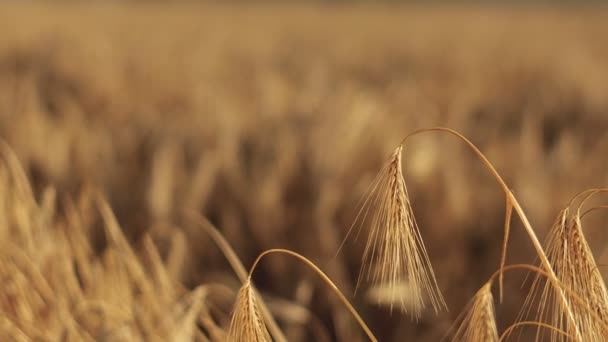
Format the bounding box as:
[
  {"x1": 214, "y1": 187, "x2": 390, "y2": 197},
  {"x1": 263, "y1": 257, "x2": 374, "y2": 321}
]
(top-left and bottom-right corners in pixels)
[{"x1": 1, "y1": 3, "x2": 608, "y2": 341}]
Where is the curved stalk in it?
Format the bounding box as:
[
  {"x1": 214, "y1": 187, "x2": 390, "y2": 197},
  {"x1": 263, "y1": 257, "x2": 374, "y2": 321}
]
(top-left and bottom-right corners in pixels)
[
  {"x1": 575, "y1": 188, "x2": 608, "y2": 217},
  {"x1": 567, "y1": 189, "x2": 600, "y2": 208},
  {"x1": 400, "y1": 127, "x2": 581, "y2": 340},
  {"x1": 581, "y1": 205, "x2": 608, "y2": 219},
  {"x1": 248, "y1": 249, "x2": 378, "y2": 342},
  {"x1": 500, "y1": 197, "x2": 513, "y2": 302}
]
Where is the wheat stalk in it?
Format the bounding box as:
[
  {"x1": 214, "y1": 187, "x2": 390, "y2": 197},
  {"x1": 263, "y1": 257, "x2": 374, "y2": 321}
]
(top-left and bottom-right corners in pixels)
[{"x1": 229, "y1": 248, "x2": 378, "y2": 342}]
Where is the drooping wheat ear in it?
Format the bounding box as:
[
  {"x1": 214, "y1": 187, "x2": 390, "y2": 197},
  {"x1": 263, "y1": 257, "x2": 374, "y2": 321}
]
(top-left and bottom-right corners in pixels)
[
  {"x1": 451, "y1": 282, "x2": 498, "y2": 342},
  {"x1": 227, "y1": 279, "x2": 272, "y2": 342},
  {"x1": 519, "y1": 207, "x2": 608, "y2": 341},
  {"x1": 349, "y1": 144, "x2": 445, "y2": 317}
]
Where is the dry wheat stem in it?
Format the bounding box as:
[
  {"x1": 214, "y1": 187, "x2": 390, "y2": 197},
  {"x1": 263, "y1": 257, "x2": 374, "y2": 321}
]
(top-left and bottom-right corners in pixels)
[
  {"x1": 0, "y1": 140, "x2": 34, "y2": 201},
  {"x1": 400, "y1": 127, "x2": 582, "y2": 340},
  {"x1": 500, "y1": 197, "x2": 513, "y2": 303},
  {"x1": 567, "y1": 188, "x2": 608, "y2": 210},
  {"x1": 581, "y1": 205, "x2": 608, "y2": 219},
  {"x1": 572, "y1": 189, "x2": 608, "y2": 222},
  {"x1": 248, "y1": 248, "x2": 378, "y2": 342}
]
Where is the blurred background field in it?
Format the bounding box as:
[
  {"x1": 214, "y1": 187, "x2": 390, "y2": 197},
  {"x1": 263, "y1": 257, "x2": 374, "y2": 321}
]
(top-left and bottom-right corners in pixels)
[{"x1": 1, "y1": 3, "x2": 608, "y2": 341}]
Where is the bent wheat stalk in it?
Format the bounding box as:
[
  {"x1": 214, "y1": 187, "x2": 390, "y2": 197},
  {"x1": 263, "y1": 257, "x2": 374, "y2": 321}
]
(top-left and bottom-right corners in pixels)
[
  {"x1": 399, "y1": 127, "x2": 581, "y2": 340},
  {"x1": 581, "y1": 205, "x2": 608, "y2": 219},
  {"x1": 568, "y1": 188, "x2": 608, "y2": 210},
  {"x1": 237, "y1": 249, "x2": 378, "y2": 342}
]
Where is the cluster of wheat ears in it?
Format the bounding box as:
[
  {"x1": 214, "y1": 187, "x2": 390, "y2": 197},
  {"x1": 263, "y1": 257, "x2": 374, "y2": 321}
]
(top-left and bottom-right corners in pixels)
[
  {"x1": 1, "y1": 127, "x2": 607, "y2": 342},
  {"x1": 218, "y1": 127, "x2": 608, "y2": 342}
]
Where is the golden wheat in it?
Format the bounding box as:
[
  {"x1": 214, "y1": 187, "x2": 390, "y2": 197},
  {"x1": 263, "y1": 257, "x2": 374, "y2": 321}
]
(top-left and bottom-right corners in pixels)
[
  {"x1": 519, "y1": 205, "x2": 608, "y2": 341},
  {"x1": 349, "y1": 144, "x2": 445, "y2": 317},
  {"x1": 227, "y1": 279, "x2": 272, "y2": 342},
  {"x1": 2, "y1": 6, "x2": 608, "y2": 340},
  {"x1": 451, "y1": 282, "x2": 498, "y2": 342},
  {"x1": 228, "y1": 248, "x2": 378, "y2": 342}
]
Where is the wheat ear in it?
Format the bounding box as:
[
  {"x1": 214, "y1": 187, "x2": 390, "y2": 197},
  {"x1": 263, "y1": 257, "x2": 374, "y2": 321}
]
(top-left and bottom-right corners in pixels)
[
  {"x1": 518, "y1": 197, "x2": 608, "y2": 341},
  {"x1": 343, "y1": 144, "x2": 445, "y2": 316},
  {"x1": 450, "y1": 264, "x2": 608, "y2": 342},
  {"x1": 228, "y1": 279, "x2": 272, "y2": 342},
  {"x1": 451, "y1": 282, "x2": 499, "y2": 342},
  {"x1": 448, "y1": 265, "x2": 546, "y2": 342}
]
